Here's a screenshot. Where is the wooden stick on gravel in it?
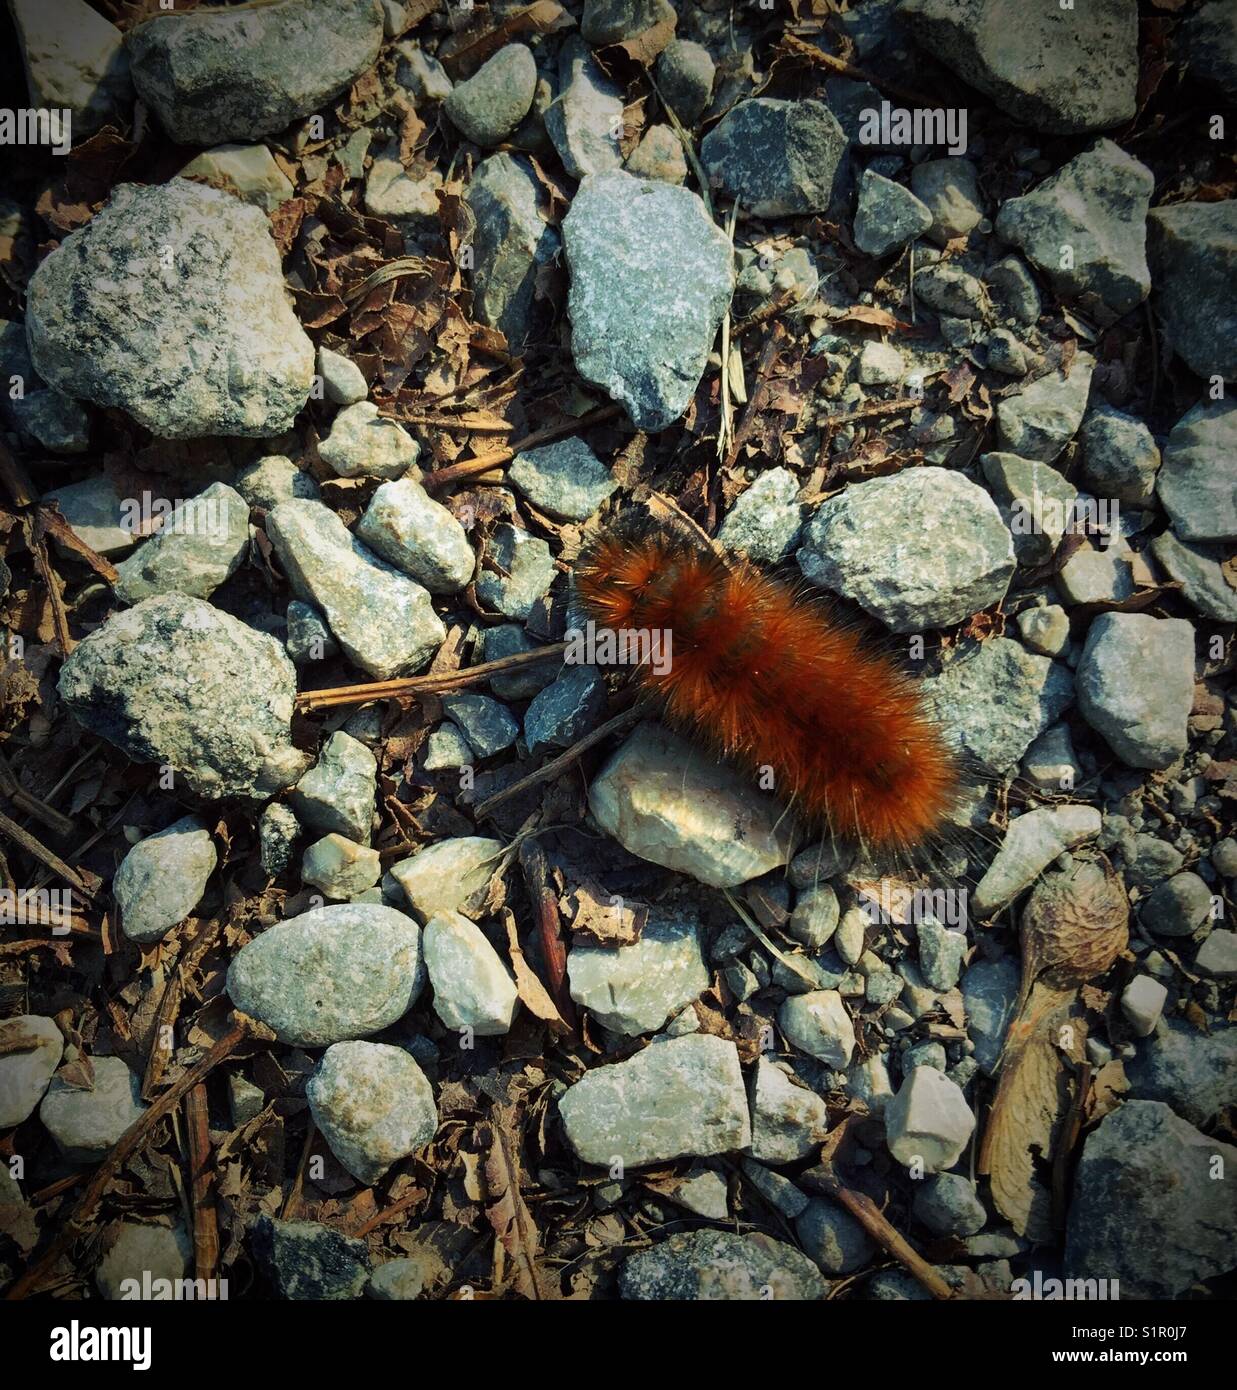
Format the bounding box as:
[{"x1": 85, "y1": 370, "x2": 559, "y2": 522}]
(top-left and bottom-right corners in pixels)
[
  {"x1": 296, "y1": 642, "x2": 568, "y2": 713},
  {"x1": 0, "y1": 750, "x2": 76, "y2": 838},
  {"x1": 0, "y1": 807, "x2": 93, "y2": 897},
  {"x1": 518, "y1": 838, "x2": 579, "y2": 1035},
  {"x1": 5, "y1": 1012, "x2": 271, "y2": 1301},
  {"x1": 185, "y1": 1082, "x2": 220, "y2": 1285}
]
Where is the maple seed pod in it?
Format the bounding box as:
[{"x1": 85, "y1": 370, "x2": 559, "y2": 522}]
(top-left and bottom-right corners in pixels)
[{"x1": 1017, "y1": 856, "x2": 1129, "y2": 1012}]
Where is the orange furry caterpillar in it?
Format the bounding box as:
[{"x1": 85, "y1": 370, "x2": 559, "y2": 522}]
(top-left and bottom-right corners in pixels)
[{"x1": 574, "y1": 519, "x2": 964, "y2": 859}]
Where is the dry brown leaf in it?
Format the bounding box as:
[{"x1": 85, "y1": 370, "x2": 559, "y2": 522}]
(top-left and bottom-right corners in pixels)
[
  {"x1": 481, "y1": 1106, "x2": 545, "y2": 1300},
  {"x1": 502, "y1": 910, "x2": 569, "y2": 1031}
]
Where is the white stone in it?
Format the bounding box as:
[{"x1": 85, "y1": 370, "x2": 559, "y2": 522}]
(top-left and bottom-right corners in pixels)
[
  {"x1": 422, "y1": 910, "x2": 518, "y2": 1036},
  {"x1": 778, "y1": 990, "x2": 855, "y2": 1067},
  {"x1": 1120, "y1": 976, "x2": 1168, "y2": 1037},
  {"x1": 885, "y1": 1066, "x2": 975, "y2": 1173}
]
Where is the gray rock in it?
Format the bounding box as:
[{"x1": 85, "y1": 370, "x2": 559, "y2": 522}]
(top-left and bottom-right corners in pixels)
[
  {"x1": 971, "y1": 806, "x2": 1103, "y2": 918},
  {"x1": 440, "y1": 692, "x2": 518, "y2": 758},
  {"x1": 126, "y1": 0, "x2": 384, "y2": 145},
  {"x1": 1016, "y1": 605, "x2": 1070, "y2": 659},
  {"x1": 266, "y1": 500, "x2": 445, "y2": 680},
  {"x1": 307, "y1": 1041, "x2": 437, "y2": 1185},
  {"x1": 1057, "y1": 540, "x2": 1138, "y2": 606},
  {"x1": 291, "y1": 732, "x2": 376, "y2": 844},
  {"x1": 96, "y1": 1223, "x2": 192, "y2": 1300},
  {"x1": 10, "y1": 0, "x2": 131, "y2": 134},
  {"x1": 913, "y1": 1172, "x2": 986, "y2": 1237},
  {"x1": 444, "y1": 44, "x2": 535, "y2": 148},
  {"x1": 981, "y1": 453, "x2": 1078, "y2": 566},
  {"x1": 317, "y1": 346, "x2": 367, "y2": 406},
  {"x1": 114, "y1": 816, "x2": 216, "y2": 943},
  {"x1": 985, "y1": 254, "x2": 1041, "y2": 325},
  {"x1": 1080, "y1": 402, "x2": 1160, "y2": 506},
  {"x1": 857, "y1": 340, "x2": 906, "y2": 385},
  {"x1": 301, "y1": 835, "x2": 380, "y2": 900},
  {"x1": 0, "y1": 1015, "x2": 63, "y2": 1128},
  {"x1": 465, "y1": 153, "x2": 560, "y2": 349},
  {"x1": 563, "y1": 169, "x2": 732, "y2": 432},
  {"x1": 1212, "y1": 839, "x2": 1237, "y2": 878},
  {"x1": 849, "y1": 1052, "x2": 895, "y2": 1115},
  {"x1": 985, "y1": 328, "x2": 1028, "y2": 376},
  {"x1": 962, "y1": 956, "x2": 1020, "y2": 1074},
  {"x1": 924, "y1": 636, "x2": 1074, "y2": 773},
  {"x1": 740, "y1": 1158, "x2": 810, "y2": 1220},
  {"x1": 395, "y1": 40, "x2": 452, "y2": 104},
  {"x1": 588, "y1": 721, "x2": 792, "y2": 888},
  {"x1": 655, "y1": 39, "x2": 714, "y2": 125},
  {"x1": 474, "y1": 523, "x2": 556, "y2": 620},
  {"x1": 364, "y1": 139, "x2": 441, "y2": 231},
  {"x1": 226, "y1": 904, "x2": 424, "y2": 1046},
  {"x1": 368, "y1": 1258, "x2": 429, "y2": 1301},
  {"x1": 546, "y1": 36, "x2": 623, "y2": 180},
  {"x1": 995, "y1": 354, "x2": 1095, "y2": 461},
  {"x1": 796, "y1": 1197, "x2": 876, "y2": 1275},
  {"x1": 40, "y1": 1056, "x2": 146, "y2": 1163},
  {"x1": 1156, "y1": 398, "x2": 1237, "y2": 542},
  {"x1": 1065, "y1": 1100, "x2": 1236, "y2": 1299},
  {"x1": 1077, "y1": 614, "x2": 1193, "y2": 769},
  {"x1": 581, "y1": 0, "x2": 675, "y2": 45},
  {"x1": 229, "y1": 1074, "x2": 266, "y2": 1127},
  {"x1": 910, "y1": 158, "x2": 983, "y2": 244},
  {"x1": 236, "y1": 454, "x2": 320, "y2": 509},
  {"x1": 853, "y1": 170, "x2": 933, "y2": 257},
  {"x1": 569, "y1": 909, "x2": 707, "y2": 1037},
  {"x1": 717, "y1": 468, "x2": 802, "y2": 564},
  {"x1": 1150, "y1": 532, "x2": 1237, "y2": 624},
  {"x1": 897, "y1": 0, "x2": 1137, "y2": 133},
  {"x1": 779, "y1": 990, "x2": 855, "y2": 1067},
  {"x1": 1140, "y1": 872, "x2": 1213, "y2": 939},
  {"x1": 1197, "y1": 930, "x2": 1237, "y2": 977},
  {"x1": 916, "y1": 918, "x2": 969, "y2": 991},
  {"x1": 798, "y1": 467, "x2": 1015, "y2": 633},
  {"x1": 250, "y1": 1215, "x2": 369, "y2": 1301},
  {"x1": 619, "y1": 1229, "x2": 825, "y2": 1300},
  {"x1": 749, "y1": 1057, "x2": 828, "y2": 1163},
  {"x1": 40, "y1": 476, "x2": 135, "y2": 558},
  {"x1": 1125, "y1": 1019, "x2": 1236, "y2": 1125},
  {"x1": 788, "y1": 885, "x2": 840, "y2": 951},
  {"x1": 559, "y1": 1034, "x2": 751, "y2": 1168},
  {"x1": 259, "y1": 803, "x2": 300, "y2": 877},
  {"x1": 318, "y1": 402, "x2": 418, "y2": 480},
  {"x1": 913, "y1": 263, "x2": 987, "y2": 318},
  {"x1": 509, "y1": 438, "x2": 616, "y2": 522},
  {"x1": 485, "y1": 625, "x2": 562, "y2": 701},
  {"x1": 1175, "y1": 0, "x2": 1237, "y2": 99},
  {"x1": 285, "y1": 599, "x2": 337, "y2": 665},
  {"x1": 423, "y1": 910, "x2": 518, "y2": 1035},
  {"x1": 113, "y1": 482, "x2": 248, "y2": 605},
  {"x1": 11, "y1": 388, "x2": 90, "y2": 453},
  {"x1": 994, "y1": 141, "x2": 1152, "y2": 320},
  {"x1": 424, "y1": 722, "x2": 473, "y2": 771},
  {"x1": 26, "y1": 180, "x2": 313, "y2": 438},
  {"x1": 179, "y1": 142, "x2": 294, "y2": 212},
  {"x1": 388, "y1": 837, "x2": 501, "y2": 922},
  {"x1": 58, "y1": 594, "x2": 307, "y2": 799},
  {"x1": 524, "y1": 666, "x2": 607, "y2": 756},
  {"x1": 355, "y1": 478, "x2": 474, "y2": 595},
  {"x1": 1147, "y1": 200, "x2": 1237, "y2": 382},
  {"x1": 701, "y1": 99, "x2": 846, "y2": 217},
  {"x1": 885, "y1": 1065, "x2": 975, "y2": 1173},
  {"x1": 1120, "y1": 975, "x2": 1168, "y2": 1037}
]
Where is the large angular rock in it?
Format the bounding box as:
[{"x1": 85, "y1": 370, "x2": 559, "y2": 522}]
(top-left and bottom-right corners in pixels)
[
  {"x1": 388, "y1": 837, "x2": 501, "y2": 922},
  {"x1": 797, "y1": 467, "x2": 1015, "y2": 632},
  {"x1": 749, "y1": 1057, "x2": 828, "y2": 1163},
  {"x1": 0, "y1": 1016, "x2": 63, "y2": 1129},
  {"x1": 1147, "y1": 200, "x2": 1237, "y2": 382},
  {"x1": 1156, "y1": 399, "x2": 1237, "y2": 543},
  {"x1": 545, "y1": 36, "x2": 623, "y2": 180},
  {"x1": 355, "y1": 478, "x2": 475, "y2": 594},
  {"x1": 306, "y1": 1042, "x2": 437, "y2": 1185},
  {"x1": 126, "y1": 0, "x2": 385, "y2": 145},
  {"x1": 994, "y1": 141, "x2": 1152, "y2": 321},
  {"x1": 1065, "y1": 1101, "x2": 1236, "y2": 1299},
  {"x1": 465, "y1": 153, "x2": 560, "y2": 349},
  {"x1": 26, "y1": 180, "x2": 313, "y2": 438},
  {"x1": 620, "y1": 1230, "x2": 825, "y2": 1300},
  {"x1": 995, "y1": 354, "x2": 1095, "y2": 461},
  {"x1": 568, "y1": 909, "x2": 708, "y2": 1036},
  {"x1": 1125, "y1": 1019, "x2": 1236, "y2": 1127},
  {"x1": 265, "y1": 500, "x2": 444, "y2": 680},
  {"x1": 701, "y1": 98, "x2": 846, "y2": 217},
  {"x1": 422, "y1": 910, "x2": 519, "y2": 1036},
  {"x1": 921, "y1": 637, "x2": 1074, "y2": 773},
  {"x1": 1076, "y1": 614, "x2": 1194, "y2": 769},
  {"x1": 113, "y1": 815, "x2": 217, "y2": 944},
  {"x1": 562, "y1": 170, "x2": 732, "y2": 431},
  {"x1": 779, "y1": 990, "x2": 856, "y2": 1068},
  {"x1": 896, "y1": 0, "x2": 1138, "y2": 134},
  {"x1": 10, "y1": 0, "x2": 132, "y2": 134},
  {"x1": 588, "y1": 721, "x2": 792, "y2": 888},
  {"x1": 558, "y1": 1034, "x2": 751, "y2": 1168},
  {"x1": 113, "y1": 483, "x2": 249, "y2": 605},
  {"x1": 57, "y1": 594, "x2": 307, "y2": 800},
  {"x1": 226, "y1": 904, "x2": 424, "y2": 1046}
]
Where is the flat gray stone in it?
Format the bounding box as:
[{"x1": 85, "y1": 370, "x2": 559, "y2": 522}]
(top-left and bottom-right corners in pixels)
[
  {"x1": 560, "y1": 1034, "x2": 750, "y2": 1168},
  {"x1": 1065, "y1": 1100, "x2": 1236, "y2": 1299},
  {"x1": 291, "y1": 732, "x2": 376, "y2": 844},
  {"x1": 445, "y1": 43, "x2": 535, "y2": 148},
  {"x1": 10, "y1": 0, "x2": 131, "y2": 135},
  {"x1": 422, "y1": 910, "x2": 518, "y2": 1036},
  {"x1": 655, "y1": 39, "x2": 714, "y2": 125},
  {"x1": 508, "y1": 438, "x2": 616, "y2": 522},
  {"x1": 1156, "y1": 398, "x2": 1237, "y2": 543},
  {"x1": 962, "y1": 957, "x2": 1020, "y2": 1074},
  {"x1": 113, "y1": 482, "x2": 249, "y2": 604},
  {"x1": 702, "y1": 98, "x2": 845, "y2": 216},
  {"x1": 798, "y1": 467, "x2": 1015, "y2": 633},
  {"x1": 1080, "y1": 402, "x2": 1160, "y2": 506},
  {"x1": 58, "y1": 594, "x2": 307, "y2": 799},
  {"x1": 483, "y1": 625, "x2": 559, "y2": 700},
  {"x1": 1125, "y1": 1019, "x2": 1236, "y2": 1126},
  {"x1": 355, "y1": 478, "x2": 474, "y2": 594},
  {"x1": 718, "y1": 468, "x2": 802, "y2": 564},
  {"x1": 126, "y1": 0, "x2": 384, "y2": 145},
  {"x1": 1077, "y1": 613, "x2": 1193, "y2": 769},
  {"x1": 236, "y1": 454, "x2": 320, "y2": 509},
  {"x1": 475, "y1": 523, "x2": 556, "y2": 620},
  {"x1": 981, "y1": 453, "x2": 1078, "y2": 566},
  {"x1": 0, "y1": 1016, "x2": 64, "y2": 1129},
  {"x1": 250, "y1": 1216, "x2": 369, "y2": 1300},
  {"x1": 318, "y1": 402, "x2": 418, "y2": 480},
  {"x1": 266, "y1": 499, "x2": 445, "y2": 679},
  {"x1": 749, "y1": 1058, "x2": 828, "y2": 1163},
  {"x1": 317, "y1": 346, "x2": 367, "y2": 406},
  {"x1": 779, "y1": 990, "x2": 856, "y2": 1067},
  {"x1": 995, "y1": 354, "x2": 1095, "y2": 462},
  {"x1": 388, "y1": 837, "x2": 501, "y2": 922},
  {"x1": 563, "y1": 169, "x2": 733, "y2": 431},
  {"x1": 302, "y1": 834, "x2": 381, "y2": 900},
  {"x1": 40, "y1": 475, "x2": 136, "y2": 558},
  {"x1": 40, "y1": 1056, "x2": 147, "y2": 1163},
  {"x1": 26, "y1": 179, "x2": 313, "y2": 438},
  {"x1": 1150, "y1": 531, "x2": 1237, "y2": 623},
  {"x1": 913, "y1": 1173, "x2": 987, "y2": 1237},
  {"x1": 440, "y1": 692, "x2": 518, "y2": 759},
  {"x1": 307, "y1": 1041, "x2": 437, "y2": 1185},
  {"x1": 853, "y1": 169, "x2": 932, "y2": 257},
  {"x1": 179, "y1": 142, "x2": 294, "y2": 212},
  {"x1": 796, "y1": 1197, "x2": 876, "y2": 1275},
  {"x1": 226, "y1": 904, "x2": 424, "y2": 1046},
  {"x1": 1147, "y1": 200, "x2": 1237, "y2": 382},
  {"x1": 620, "y1": 1229, "x2": 825, "y2": 1300},
  {"x1": 524, "y1": 666, "x2": 607, "y2": 757},
  {"x1": 910, "y1": 158, "x2": 984, "y2": 244},
  {"x1": 114, "y1": 815, "x2": 216, "y2": 943},
  {"x1": 1140, "y1": 872, "x2": 1212, "y2": 939},
  {"x1": 545, "y1": 36, "x2": 623, "y2": 180}
]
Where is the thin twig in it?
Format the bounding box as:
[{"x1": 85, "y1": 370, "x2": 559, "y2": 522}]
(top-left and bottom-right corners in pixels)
[
  {"x1": 0, "y1": 806, "x2": 92, "y2": 896},
  {"x1": 0, "y1": 750, "x2": 76, "y2": 838},
  {"x1": 185, "y1": 1082, "x2": 220, "y2": 1284},
  {"x1": 5, "y1": 1013, "x2": 270, "y2": 1300},
  {"x1": 722, "y1": 321, "x2": 787, "y2": 472}
]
